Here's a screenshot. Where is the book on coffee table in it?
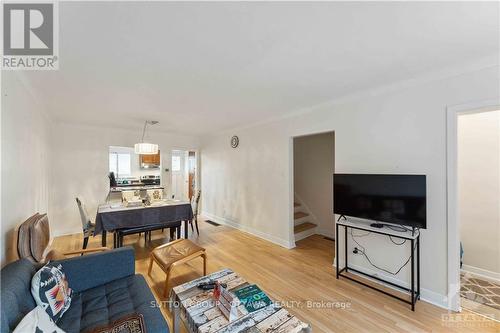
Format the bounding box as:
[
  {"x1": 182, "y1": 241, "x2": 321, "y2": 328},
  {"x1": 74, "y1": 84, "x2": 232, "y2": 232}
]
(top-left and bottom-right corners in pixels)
[{"x1": 234, "y1": 284, "x2": 272, "y2": 313}]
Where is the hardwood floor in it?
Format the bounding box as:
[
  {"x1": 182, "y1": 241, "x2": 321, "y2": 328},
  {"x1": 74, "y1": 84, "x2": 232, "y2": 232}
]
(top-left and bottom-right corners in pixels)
[{"x1": 52, "y1": 220, "x2": 499, "y2": 333}]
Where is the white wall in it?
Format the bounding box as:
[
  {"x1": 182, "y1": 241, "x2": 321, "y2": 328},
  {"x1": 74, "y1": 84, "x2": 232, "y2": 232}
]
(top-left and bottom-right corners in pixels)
[
  {"x1": 49, "y1": 122, "x2": 199, "y2": 236},
  {"x1": 293, "y1": 132, "x2": 335, "y2": 238},
  {"x1": 1, "y1": 72, "x2": 52, "y2": 266},
  {"x1": 201, "y1": 65, "x2": 500, "y2": 307},
  {"x1": 201, "y1": 124, "x2": 293, "y2": 247},
  {"x1": 458, "y1": 110, "x2": 500, "y2": 277}
]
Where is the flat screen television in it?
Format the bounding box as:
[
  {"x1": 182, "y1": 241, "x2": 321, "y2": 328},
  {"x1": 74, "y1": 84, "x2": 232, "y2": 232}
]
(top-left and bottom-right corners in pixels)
[{"x1": 334, "y1": 174, "x2": 426, "y2": 229}]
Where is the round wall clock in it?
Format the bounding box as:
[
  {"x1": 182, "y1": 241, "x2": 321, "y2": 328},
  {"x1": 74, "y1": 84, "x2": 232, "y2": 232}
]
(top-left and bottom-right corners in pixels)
[{"x1": 231, "y1": 135, "x2": 239, "y2": 148}]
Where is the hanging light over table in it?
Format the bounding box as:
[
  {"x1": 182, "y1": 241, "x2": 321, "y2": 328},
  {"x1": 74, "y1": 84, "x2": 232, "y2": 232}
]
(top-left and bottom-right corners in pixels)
[{"x1": 135, "y1": 120, "x2": 159, "y2": 155}]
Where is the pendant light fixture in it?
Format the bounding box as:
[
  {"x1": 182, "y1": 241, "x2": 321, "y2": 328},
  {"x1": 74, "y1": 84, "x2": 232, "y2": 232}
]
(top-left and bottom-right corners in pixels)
[{"x1": 135, "y1": 120, "x2": 159, "y2": 155}]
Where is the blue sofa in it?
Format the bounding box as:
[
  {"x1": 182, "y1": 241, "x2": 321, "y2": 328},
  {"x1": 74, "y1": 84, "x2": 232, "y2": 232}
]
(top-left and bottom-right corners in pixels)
[{"x1": 1, "y1": 247, "x2": 169, "y2": 332}]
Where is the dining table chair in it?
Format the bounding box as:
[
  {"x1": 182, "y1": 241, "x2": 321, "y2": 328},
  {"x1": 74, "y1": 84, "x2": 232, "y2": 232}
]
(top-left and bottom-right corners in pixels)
[
  {"x1": 122, "y1": 190, "x2": 141, "y2": 203},
  {"x1": 147, "y1": 189, "x2": 163, "y2": 201},
  {"x1": 190, "y1": 190, "x2": 201, "y2": 235},
  {"x1": 76, "y1": 197, "x2": 97, "y2": 250}
]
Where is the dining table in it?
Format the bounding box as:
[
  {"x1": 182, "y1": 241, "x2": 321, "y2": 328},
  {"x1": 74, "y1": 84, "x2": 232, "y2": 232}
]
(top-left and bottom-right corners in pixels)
[{"x1": 95, "y1": 199, "x2": 194, "y2": 247}]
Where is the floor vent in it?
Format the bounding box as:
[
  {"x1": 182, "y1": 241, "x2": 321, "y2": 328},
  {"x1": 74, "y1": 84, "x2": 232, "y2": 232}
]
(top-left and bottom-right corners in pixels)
[
  {"x1": 205, "y1": 220, "x2": 221, "y2": 226},
  {"x1": 323, "y1": 236, "x2": 335, "y2": 242}
]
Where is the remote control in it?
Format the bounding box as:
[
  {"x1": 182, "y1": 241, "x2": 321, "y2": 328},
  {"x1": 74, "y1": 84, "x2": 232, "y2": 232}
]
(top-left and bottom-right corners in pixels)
[{"x1": 197, "y1": 282, "x2": 227, "y2": 290}]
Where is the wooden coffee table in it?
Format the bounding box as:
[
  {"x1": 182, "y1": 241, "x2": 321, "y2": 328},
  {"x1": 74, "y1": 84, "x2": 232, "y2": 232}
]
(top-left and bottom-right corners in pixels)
[{"x1": 169, "y1": 269, "x2": 311, "y2": 333}]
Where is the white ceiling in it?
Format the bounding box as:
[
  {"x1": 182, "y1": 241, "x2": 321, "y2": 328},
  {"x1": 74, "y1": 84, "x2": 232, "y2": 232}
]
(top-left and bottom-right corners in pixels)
[{"x1": 18, "y1": 1, "x2": 499, "y2": 135}]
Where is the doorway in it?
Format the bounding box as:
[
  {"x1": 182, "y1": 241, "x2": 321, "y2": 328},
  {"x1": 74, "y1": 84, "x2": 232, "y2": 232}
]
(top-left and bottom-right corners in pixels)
[
  {"x1": 457, "y1": 110, "x2": 500, "y2": 319},
  {"x1": 188, "y1": 151, "x2": 196, "y2": 200},
  {"x1": 291, "y1": 131, "x2": 335, "y2": 246},
  {"x1": 171, "y1": 150, "x2": 197, "y2": 201},
  {"x1": 447, "y1": 101, "x2": 500, "y2": 316}
]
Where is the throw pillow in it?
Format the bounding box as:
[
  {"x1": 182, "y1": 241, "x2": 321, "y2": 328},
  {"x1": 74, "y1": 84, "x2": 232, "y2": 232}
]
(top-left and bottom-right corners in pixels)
[
  {"x1": 13, "y1": 306, "x2": 66, "y2": 333},
  {"x1": 91, "y1": 313, "x2": 146, "y2": 333},
  {"x1": 31, "y1": 262, "x2": 72, "y2": 322}
]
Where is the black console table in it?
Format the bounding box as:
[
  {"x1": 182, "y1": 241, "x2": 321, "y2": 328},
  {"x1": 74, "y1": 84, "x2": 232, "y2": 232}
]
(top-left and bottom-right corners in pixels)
[{"x1": 335, "y1": 219, "x2": 420, "y2": 311}]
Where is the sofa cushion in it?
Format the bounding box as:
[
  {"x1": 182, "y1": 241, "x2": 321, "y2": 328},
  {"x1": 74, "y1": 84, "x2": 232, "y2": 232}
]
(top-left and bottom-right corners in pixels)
[
  {"x1": 0, "y1": 259, "x2": 38, "y2": 333},
  {"x1": 58, "y1": 274, "x2": 168, "y2": 333},
  {"x1": 55, "y1": 247, "x2": 135, "y2": 293}
]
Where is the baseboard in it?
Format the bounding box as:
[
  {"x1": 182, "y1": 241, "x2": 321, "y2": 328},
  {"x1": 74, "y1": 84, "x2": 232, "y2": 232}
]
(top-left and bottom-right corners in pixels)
[
  {"x1": 52, "y1": 229, "x2": 83, "y2": 238},
  {"x1": 332, "y1": 259, "x2": 448, "y2": 310},
  {"x1": 317, "y1": 227, "x2": 335, "y2": 239},
  {"x1": 201, "y1": 211, "x2": 294, "y2": 249},
  {"x1": 462, "y1": 264, "x2": 500, "y2": 283}
]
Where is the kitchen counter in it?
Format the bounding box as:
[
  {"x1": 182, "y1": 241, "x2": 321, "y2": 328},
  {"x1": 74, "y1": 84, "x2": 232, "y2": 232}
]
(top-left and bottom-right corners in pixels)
[{"x1": 110, "y1": 185, "x2": 164, "y2": 192}]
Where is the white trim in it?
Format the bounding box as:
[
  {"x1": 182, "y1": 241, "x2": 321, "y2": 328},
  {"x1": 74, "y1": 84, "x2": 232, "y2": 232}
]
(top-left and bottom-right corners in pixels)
[
  {"x1": 201, "y1": 211, "x2": 294, "y2": 249},
  {"x1": 317, "y1": 227, "x2": 335, "y2": 239},
  {"x1": 294, "y1": 226, "x2": 318, "y2": 242},
  {"x1": 293, "y1": 192, "x2": 318, "y2": 226},
  {"x1": 294, "y1": 216, "x2": 309, "y2": 226},
  {"x1": 461, "y1": 265, "x2": 500, "y2": 283},
  {"x1": 446, "y1": 100, "x2": 500, "y2": 312},
  {"x1": 290, "y1": 129, "x2": 336, "y2": 247},
  {"x1": 52, "y1": 229, "x2": 83, "y2": 237},
  {"x1": 288, "y1": 136, "x2": 296, "y2": 248}
]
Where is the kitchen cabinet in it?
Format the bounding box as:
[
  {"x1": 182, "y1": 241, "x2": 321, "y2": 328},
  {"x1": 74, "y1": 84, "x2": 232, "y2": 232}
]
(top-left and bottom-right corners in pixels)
[{"x1": 140, "y1": 150, "x2": 160, "y2": 168}]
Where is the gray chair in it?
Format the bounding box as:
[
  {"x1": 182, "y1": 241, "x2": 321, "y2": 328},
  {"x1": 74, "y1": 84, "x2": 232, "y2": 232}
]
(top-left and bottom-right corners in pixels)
[
  {"x1": 76, "y1": 197, "x2": 96, "y2": 250},
  {"x1": 190, "y1": 190, "x2": 201, "y2": 235},
  {"x1": 14, "y1": 212, "x2": 107, "y2": 264}
]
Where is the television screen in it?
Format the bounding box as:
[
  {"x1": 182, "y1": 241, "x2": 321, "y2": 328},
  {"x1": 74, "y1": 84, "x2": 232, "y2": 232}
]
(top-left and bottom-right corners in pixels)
[{"x1": 334, "y1": 174, "x2": 426, "y2": 229}]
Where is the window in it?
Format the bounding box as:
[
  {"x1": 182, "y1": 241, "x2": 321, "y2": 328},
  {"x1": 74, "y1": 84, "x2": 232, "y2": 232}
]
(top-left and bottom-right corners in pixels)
[
  {"x1": 109, "y1": 152, "x2": 131, "y2": 177},
  {"x1": 172, "y1": 155, "x2": 181, "y2": 171}
]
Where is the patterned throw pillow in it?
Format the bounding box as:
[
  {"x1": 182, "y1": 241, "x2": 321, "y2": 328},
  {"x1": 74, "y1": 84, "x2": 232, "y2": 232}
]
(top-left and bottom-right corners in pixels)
[
  {"x1": 31, "y1": 263, "x2": 72, "y2": 322},
  {"x1": 91, "y1": 314, "x2": 145, "y2": 333}
]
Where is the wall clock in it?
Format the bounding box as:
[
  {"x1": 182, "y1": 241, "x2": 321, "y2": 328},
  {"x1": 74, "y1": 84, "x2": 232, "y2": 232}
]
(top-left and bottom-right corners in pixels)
[{"x1": 231, "y1": 135, "x2": 239, "y2": 148}]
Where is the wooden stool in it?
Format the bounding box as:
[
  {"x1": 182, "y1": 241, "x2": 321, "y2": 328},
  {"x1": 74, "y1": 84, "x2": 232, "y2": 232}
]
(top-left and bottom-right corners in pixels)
[{"x1": 148, "y1": 238, "x2": 206, "y2": 296}]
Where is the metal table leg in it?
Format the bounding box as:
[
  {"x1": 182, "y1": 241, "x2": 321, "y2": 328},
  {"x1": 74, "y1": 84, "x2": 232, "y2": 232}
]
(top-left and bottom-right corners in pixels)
[
  {"x1": 102, "y1": 230, "x2": 107, "y2": 247},
  {"x1": 336, "y1": 223, "x2": 339, "y2": 278},
  {"x1": 344, "y1": 225, "x2": 348, "y2": 273},
  {"x1": 183, "y1": 220, "x2": 189, "y2": 238},
  {"x1": 411, "y1": 238, "x2": 415, "y2": 311},
  {"x1": 417, "y1": 235, "x2": 420, "y2": 300}
]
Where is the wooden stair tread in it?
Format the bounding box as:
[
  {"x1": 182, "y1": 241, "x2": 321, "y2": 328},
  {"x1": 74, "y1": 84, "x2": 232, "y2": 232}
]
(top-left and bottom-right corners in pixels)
[
  {"x1": 294, "y1": 222, "x2": 316, "y2": 234},
  {"x1": 294, "y1": 211, "x2": 308, "y2": 219}
]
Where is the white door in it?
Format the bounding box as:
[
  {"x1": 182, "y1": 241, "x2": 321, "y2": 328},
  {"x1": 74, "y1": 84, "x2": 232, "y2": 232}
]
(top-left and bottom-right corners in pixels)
[{"x1": 171, "y1": 150, "x2": 186, "y2": 200}]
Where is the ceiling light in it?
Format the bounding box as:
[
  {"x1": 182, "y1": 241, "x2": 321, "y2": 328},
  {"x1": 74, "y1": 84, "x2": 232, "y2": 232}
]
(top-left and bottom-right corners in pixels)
[{"x1": 135, "y1": 120, "x2": 159, "y2": 155}]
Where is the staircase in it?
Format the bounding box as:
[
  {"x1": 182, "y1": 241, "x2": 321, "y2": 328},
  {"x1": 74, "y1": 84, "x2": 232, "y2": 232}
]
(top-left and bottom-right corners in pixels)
[{"x1": 293, "y1": 198, "x2": 317, "y2": 241}]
